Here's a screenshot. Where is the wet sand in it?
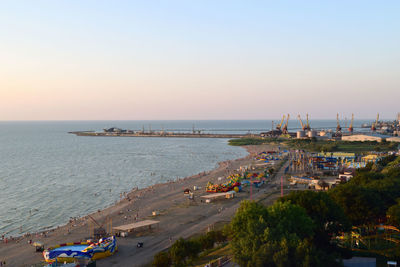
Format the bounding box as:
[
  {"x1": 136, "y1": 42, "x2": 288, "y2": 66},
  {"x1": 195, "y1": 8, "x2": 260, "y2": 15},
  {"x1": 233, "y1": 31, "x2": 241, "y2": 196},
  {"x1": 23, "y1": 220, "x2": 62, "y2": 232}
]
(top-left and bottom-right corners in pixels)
[{"x1": 0, "y1": 145, "x2": 286, "y2": 266}]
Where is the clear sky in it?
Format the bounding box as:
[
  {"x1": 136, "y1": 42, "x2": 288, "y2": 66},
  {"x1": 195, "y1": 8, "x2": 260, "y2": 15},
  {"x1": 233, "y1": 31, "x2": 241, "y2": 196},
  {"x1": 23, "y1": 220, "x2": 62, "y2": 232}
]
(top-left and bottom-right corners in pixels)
[{"x1": 1, "y1": 1, "x2": 399, "y2": 120}]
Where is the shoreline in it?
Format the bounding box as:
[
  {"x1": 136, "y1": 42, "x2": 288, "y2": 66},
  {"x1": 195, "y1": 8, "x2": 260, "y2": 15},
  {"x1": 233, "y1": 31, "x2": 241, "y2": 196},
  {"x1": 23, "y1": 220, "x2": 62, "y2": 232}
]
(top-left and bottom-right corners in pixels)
[
  {"x1": 0, "y1": 144, "x2": 280, "y2": 266},
  {"x1": 2, "y1": 143, "x2": 248, "y2": 240}
]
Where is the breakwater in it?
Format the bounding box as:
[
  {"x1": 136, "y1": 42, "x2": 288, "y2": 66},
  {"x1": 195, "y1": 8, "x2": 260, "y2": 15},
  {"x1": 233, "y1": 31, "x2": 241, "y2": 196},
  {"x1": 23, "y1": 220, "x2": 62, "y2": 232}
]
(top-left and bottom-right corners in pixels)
[{"x1": 69, "y1": 131, "x2": 252, "y2": 138}]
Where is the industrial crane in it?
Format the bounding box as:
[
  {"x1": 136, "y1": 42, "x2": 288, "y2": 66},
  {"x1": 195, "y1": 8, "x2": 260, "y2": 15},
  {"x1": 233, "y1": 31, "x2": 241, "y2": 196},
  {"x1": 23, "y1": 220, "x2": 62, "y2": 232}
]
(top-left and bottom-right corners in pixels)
[
  {"x1": 348, "y1": 114, "x2": 354, "y2": 133},
  {"x1": 371, "y1": 113, "x2": 379, "y2": 131},
  {"x1": 336, "y1": 113, "x2": 342, "y2": 133},
  {"x1": 305, "y1": 113, "x2": 311, "y2": 131},
  {"x1": 276, "y1": 115, "x2": 285, "y2": 131},
  {"x1": 282, "y1": 114, "x2": 290, "y2": 134},
  {"x1": 297, "y1": 115, "x2": 306, "y2": 131}
]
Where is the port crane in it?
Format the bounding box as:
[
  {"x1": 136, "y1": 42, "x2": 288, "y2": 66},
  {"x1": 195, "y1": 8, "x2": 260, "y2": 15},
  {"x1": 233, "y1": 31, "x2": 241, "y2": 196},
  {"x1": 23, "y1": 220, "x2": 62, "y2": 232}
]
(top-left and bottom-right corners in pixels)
[
  {"x1": 305, "y1": 114, "x2": 311, "y2": 131},
  {"x1": 276, "y1": 115, "x2": 286, "y2": 131},
  {"x1": 371, "y1": 113, "x2": 379, "y2": 131},
  {"x1": 336, "y1": 113, "x2": 342, "y2": 134},
  {"x1": 282, "y1": 114, "x2": 290, "y2": 134},
  {"x1": 297, "y1": 115, "x2": 306, "y2": 131},
  {"x1": 348, "y1": 114, "x2": 354, "y2": 133}
]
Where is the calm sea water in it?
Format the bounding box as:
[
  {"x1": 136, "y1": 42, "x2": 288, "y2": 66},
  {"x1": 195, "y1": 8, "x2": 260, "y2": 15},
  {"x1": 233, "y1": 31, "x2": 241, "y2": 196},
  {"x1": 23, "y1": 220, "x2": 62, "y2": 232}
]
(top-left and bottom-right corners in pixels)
[{"x1": 0, "y1": 120, "x2": 375, "y2": 237}]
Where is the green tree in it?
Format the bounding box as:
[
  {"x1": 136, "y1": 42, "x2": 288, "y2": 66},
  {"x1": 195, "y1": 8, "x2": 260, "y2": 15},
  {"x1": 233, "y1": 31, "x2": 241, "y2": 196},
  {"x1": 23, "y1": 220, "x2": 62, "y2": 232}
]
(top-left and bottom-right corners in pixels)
[
  {"x1": 228, "y1": 200, "x2": 333, "y2": 267},
  {"x1": 265, "y1": 201, "x2": 314, "y2": 241},
  {"x1": 169, "y1": 238, "x2": 187, "y2": 266},
  {"x1": 169, "y1": 238, "x2": 200, "y2": 266},
  {"x1": 280, "y1": 191, "x2": 351, "y2": 249},
  {"x1": 185, "y1": 239, "x2": 201, "y2": 261},
  {"x1": 228, "y1": 200, "x2": 269, "y2": 266},
  {"x1": 196, "y1": 233, "x2": 214, "y2": 250},
  {"x1": 387, "y1": 201, "x2": 400, "y2": 228},
  {"x1": 329, "y1": 183, "x2": 384, "y2": 225}
]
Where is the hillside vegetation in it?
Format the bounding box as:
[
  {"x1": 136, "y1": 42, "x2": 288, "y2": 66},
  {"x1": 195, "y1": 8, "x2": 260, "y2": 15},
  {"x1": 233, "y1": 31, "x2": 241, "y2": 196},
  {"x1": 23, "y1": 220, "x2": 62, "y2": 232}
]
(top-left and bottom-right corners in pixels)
[{"x1": 229, "y1": 137, "x2": 399, "y2": 153}]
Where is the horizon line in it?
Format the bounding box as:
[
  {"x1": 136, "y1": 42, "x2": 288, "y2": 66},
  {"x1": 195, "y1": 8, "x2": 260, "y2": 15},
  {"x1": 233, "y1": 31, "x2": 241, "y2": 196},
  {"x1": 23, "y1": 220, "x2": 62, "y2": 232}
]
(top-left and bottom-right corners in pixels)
[{"x1": 0, "y1": 118, "x2": 393, "y2": 122}]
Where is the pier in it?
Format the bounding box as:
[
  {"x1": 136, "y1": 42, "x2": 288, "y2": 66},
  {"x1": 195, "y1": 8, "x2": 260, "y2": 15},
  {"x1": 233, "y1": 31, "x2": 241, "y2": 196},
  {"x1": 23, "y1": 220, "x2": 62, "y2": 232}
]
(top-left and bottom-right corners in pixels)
[{"x1": 69, "y1": 131, "x2": 253, "y2": 138}]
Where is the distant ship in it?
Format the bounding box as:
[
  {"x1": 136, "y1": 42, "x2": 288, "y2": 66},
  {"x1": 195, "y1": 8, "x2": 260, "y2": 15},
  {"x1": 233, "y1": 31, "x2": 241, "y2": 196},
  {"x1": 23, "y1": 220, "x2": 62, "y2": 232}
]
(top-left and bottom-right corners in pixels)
[{"x1": 361, "y1": 123, "x2": 371, "y2": 128}]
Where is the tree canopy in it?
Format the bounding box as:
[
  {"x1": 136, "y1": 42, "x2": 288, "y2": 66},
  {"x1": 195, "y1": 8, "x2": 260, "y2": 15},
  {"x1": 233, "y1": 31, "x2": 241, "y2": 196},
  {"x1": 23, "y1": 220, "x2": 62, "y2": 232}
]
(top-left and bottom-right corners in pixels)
[
  {"x1": 280, "y1": 191, "x2": 351, "y2": 250},
  {"x1": 329, "y1": 155, "x2": 400, "y2": 226},
  {"x1": 228, "y1": 200, "x2": 341, "y2": 267}
]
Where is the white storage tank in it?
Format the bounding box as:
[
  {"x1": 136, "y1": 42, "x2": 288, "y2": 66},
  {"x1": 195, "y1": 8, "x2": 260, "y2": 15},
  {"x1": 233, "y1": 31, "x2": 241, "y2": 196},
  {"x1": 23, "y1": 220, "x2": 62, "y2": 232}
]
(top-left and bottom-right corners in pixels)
[
  {"x1": 308, "y1": 130, "x2": 316, "y2": 138},
  {"x1": 297, "y1": 131, "x2": 305, "y2": 138}
]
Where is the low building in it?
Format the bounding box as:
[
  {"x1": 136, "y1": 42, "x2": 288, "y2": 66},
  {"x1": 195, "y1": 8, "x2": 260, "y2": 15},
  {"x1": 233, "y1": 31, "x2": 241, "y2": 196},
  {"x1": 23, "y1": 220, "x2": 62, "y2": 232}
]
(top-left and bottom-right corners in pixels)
[
  {"x1": 338, "y1": 173, "x2": 353, "y2": 182},
  {"x1": 342, "y1": 134, "x2": 383, "y2": 142}
]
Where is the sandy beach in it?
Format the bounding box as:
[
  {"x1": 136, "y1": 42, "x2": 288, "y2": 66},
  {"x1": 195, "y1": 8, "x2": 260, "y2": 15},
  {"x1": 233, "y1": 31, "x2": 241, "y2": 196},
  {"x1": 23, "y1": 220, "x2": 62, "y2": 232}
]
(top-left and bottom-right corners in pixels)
[{"x1": 0, "y1": 144, "x2": 287, "y2": 266}]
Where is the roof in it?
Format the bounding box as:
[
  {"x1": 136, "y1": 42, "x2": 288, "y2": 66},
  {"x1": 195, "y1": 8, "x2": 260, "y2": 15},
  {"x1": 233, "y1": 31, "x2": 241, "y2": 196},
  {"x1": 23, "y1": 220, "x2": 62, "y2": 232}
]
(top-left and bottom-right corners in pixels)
[
  {"x1": 113, "y1": 220, "x2": 160, "y2": 232},
  {"x1": 200, "y1": 192, "x2": 235, "y2": 199},
  {"x1": 343, "y1": 134, "x2": 382, "y2": 138},
  {"x1": 343, "y1": 257, "x2": 376, "y2": 267}
]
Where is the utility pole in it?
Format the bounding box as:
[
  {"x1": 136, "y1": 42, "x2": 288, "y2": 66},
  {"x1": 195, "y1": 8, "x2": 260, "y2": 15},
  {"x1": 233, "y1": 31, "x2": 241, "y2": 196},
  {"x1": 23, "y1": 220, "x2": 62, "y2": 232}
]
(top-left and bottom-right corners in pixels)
[{"x1": 250, "y1": 178, "x2": 252, "y2": 200}]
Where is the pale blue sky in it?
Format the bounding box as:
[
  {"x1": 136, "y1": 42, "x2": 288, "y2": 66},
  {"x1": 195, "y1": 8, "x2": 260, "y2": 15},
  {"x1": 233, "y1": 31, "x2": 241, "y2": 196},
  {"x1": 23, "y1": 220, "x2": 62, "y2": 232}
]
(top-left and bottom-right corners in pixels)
[{"x1": 0, "y1": 1, "x2": 399, "y2": 120}]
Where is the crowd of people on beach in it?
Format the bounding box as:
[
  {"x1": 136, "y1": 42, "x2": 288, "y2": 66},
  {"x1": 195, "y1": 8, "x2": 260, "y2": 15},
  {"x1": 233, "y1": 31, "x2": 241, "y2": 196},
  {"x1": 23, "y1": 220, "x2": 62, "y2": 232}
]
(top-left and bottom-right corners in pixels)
[{"x1": 0, "y1": 149, "x2": 259, "y2": 266}]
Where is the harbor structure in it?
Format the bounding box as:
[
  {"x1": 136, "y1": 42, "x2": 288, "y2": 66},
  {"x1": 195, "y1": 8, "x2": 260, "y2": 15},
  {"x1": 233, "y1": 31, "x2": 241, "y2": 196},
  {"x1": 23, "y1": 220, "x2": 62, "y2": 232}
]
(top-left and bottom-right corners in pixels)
[{"x1": 341, "y1": 134, "x2": 384, "y2": 142}]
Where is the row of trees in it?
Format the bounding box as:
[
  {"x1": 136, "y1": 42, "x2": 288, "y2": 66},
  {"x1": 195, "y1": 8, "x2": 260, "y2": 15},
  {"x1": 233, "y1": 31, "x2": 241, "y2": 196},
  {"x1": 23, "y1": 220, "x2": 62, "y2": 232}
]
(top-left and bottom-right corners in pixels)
[
  {"x1": 229, "y1": 136, "x2": 399, "y2": 152},
  {"x1": 227, "y1": 155, "x2": 400, "y2": 266}
]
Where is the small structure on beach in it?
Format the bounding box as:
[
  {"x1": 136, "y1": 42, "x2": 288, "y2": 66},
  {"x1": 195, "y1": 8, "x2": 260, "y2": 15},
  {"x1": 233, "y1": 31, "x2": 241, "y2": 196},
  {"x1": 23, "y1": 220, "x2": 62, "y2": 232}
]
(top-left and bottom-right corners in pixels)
[
  {"x1": 87, "y1": 215, "x2": 112, "y2": 239},
  {"x1": 200, "y1": 192, "x2": 235, "y2": 203},
  {"x1": 113, "y1": 220, "x2": 160, "y2": 234}
]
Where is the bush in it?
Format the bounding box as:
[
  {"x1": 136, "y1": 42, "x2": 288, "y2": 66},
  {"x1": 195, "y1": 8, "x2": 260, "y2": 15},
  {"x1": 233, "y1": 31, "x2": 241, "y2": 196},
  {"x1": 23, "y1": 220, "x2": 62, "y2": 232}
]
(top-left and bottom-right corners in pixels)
[
  {"x1": 196, "y1": 230, "x2": 228, "y2": 251},
  {"x1": 197, "y1": 234, "x2": 214, "y2": 250},
  {"x1": 387, "y1": 201, "x2": 400, "y2": 228},
  {"x1": 152, "y1": 251, "x2": 171, "y2": 267},
  {"x1": 210, "y1": 230, "x2": 227, "y2": 244},
  {"x1": 169, "y1": 238, "x2": 201, "y2": 266}
]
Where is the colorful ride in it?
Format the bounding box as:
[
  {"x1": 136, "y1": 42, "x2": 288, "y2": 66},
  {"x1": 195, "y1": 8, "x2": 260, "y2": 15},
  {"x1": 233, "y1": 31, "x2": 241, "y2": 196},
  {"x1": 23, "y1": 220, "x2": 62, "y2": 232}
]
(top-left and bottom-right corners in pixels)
[
  {"x1": 206, "y1": 170, "x2": 270, "y2": 193},
  {"x1": 245, "y1": 172, "x2": 268, "y2": 179},
  {"x1": 206, "y1": 180, "x2": 241, "y2": 193},
  {"x1": 255, "y1": 151, "x2": 280, "y2": 161},
  {"x1": 43, "y1": 236, "x2": 117, "y2": 263}
]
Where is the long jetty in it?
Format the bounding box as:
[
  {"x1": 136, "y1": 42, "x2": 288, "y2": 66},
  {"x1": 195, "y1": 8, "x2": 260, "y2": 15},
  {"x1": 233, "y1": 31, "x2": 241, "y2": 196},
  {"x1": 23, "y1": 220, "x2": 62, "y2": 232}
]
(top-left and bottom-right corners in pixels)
[{"x1": 69, "y1": 131, "x2": 252, "y2": 138}]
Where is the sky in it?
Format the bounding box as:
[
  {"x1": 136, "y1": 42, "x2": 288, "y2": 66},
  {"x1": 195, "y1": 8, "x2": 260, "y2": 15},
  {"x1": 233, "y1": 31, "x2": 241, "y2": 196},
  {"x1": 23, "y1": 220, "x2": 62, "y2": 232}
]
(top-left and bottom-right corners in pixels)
[{"x1": 0, "y1": 1, "x2": 399, "y2": 120}]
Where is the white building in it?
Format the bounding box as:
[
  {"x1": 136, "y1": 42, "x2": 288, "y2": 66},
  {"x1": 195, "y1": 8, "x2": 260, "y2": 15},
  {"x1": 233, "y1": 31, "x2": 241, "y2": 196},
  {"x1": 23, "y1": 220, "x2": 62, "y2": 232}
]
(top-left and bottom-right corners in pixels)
[
  {"x1": 342, "y1": 134, "x2": 383, "y2": 142},
  {"x1": 338, "y1": 173, "x2": 353, "y2": 182}
]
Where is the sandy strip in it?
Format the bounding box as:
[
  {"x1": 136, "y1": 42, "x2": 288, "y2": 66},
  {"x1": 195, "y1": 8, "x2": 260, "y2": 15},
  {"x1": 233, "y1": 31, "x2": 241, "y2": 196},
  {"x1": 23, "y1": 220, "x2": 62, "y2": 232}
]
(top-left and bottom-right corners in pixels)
[{"x1": 0, "y1": 144, "x2": 283, "y2": 266}]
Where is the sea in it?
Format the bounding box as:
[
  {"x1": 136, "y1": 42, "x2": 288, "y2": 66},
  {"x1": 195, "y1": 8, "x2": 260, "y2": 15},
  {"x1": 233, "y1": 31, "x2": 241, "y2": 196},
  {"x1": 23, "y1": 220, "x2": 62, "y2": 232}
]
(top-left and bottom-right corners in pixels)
[{"x1": 0, "y1": 119, "x2": 375, "y2": 237}]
